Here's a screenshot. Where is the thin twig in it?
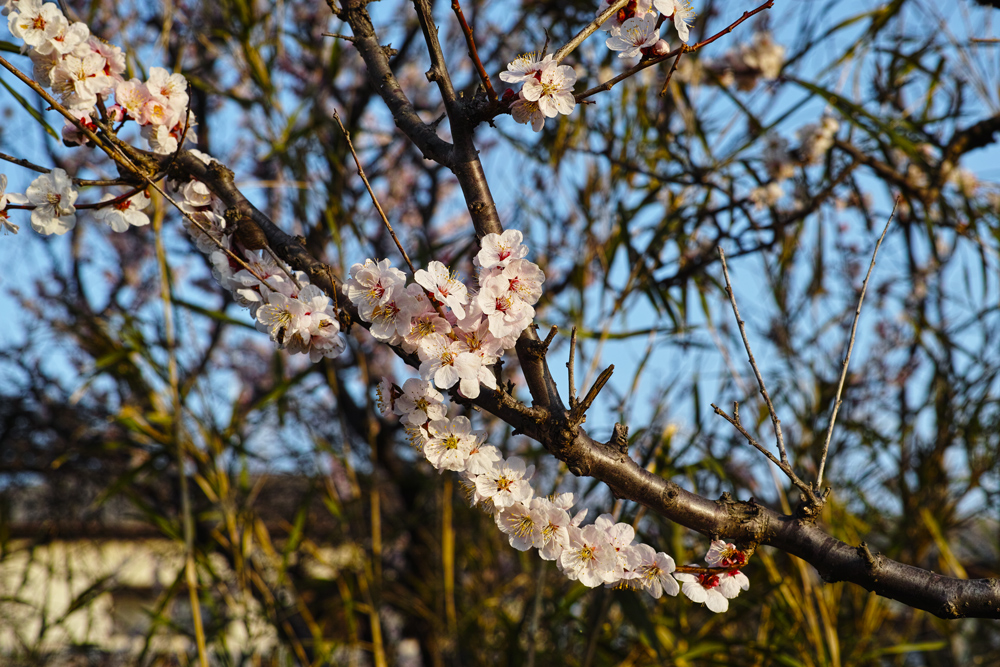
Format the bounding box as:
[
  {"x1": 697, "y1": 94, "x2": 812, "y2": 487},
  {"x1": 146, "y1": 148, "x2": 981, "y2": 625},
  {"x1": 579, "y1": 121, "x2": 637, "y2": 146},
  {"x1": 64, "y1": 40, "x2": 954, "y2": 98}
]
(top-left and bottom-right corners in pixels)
[
  {"x1": 541, "y1": 325, "x2": 558, "y2": 351},
  {"x1": 571, "y1": 364, "x2": 614, "y2": 423},
  {"x1": 451, "y1": 0, "x2": 496, "y2": 101},
  {"x1": 576, "y1": 1, "x2": 774, "y2": 100},
  {"x1": 816, "y1": 197, "x2": 898, "y2": 487},
  {"x1": 553, "y1": 0, "x2": 630, "y2": 63},
  {"x1": 568, "y1": 327, "x2": 578, "y2": 408},
  {"x1": 331, "y1": 109, "x2": 417, "y2": 275},
  {"x1": 0, "y1": 151, "x2": 50, "y2": 174},
  {"x1": 321, "y1": 32, "x2": 355, "y2": 42},
  {"x1": 658, "y1": 50, "x2": 684, "y2": 98},
  {"x1": 718, "y1": 247, "x2": 818, "y2": 505}
]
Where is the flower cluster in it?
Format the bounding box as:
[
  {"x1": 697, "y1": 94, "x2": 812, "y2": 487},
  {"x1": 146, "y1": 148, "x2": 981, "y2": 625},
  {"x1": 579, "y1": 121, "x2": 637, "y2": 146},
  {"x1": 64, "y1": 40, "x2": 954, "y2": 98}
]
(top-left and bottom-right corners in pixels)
[
  {"x1": 599, "y1": 0, "x2": 694, "y2": 54},
  {"x1": 161, "y1": 153, "x2": 346, "y2": 363},
  {"x1": 363, "y1": 234, "x2": 749, "y2": 607},
  {"x1": 501, "y1": 53, "x2": 578, "y2": 133},
  {"x1": 6, "y1": 0, "x2": 194, "y2": 154},
  {"x1": 344, "y1": 230, "x2": 543, "y2": 399},
  {"x1": 675, "y1": 540, "x2": 750, "y2": 613}
]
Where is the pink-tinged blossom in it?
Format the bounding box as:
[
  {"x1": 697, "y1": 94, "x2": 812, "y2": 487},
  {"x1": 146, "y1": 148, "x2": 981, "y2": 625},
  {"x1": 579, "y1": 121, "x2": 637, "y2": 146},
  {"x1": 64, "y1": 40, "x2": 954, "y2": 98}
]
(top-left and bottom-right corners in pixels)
[
  {"x1": 482, "y1": 258, "x2": 545, "y2": 306},
  {"x1": 653, "y1": 0, "x2": 696, "y2": 44},
  {"x1": 425, "y1": 417, "x2": 479, "y2": 472},
  {"x1": 475, "y1": 456, "x2": 534, "y2": 509},
  {"x1": 25, "y1": 168, "x2": 76, "y2": 235},
  {"x1": 605, "y1": 14, "x2": 660, "y2": 59},
  {"x1": 705, "y1": 540, "x2": 747, "y2": 568},
  {"x1": 478, "y1": 279, "x2": 534, "y2": 339},
  {"x1": 255, "y1": 289, "x2": 310, "y2": 347},
  {"x1": 36, "y1": 19, "x2": 88, "y2": 56},
  {"x1": 499, "y1": 52, "x2": 554, "y2": 84},
  {"x1": 8, "y1": 0, "x2": 66, "y2": 53},
  {"x1": 114, "y1": 79, "x2": 150, "y2": 122},
  {"x1": 93, "y1": 190, "x2": 151, "y2": 232},
  {"x1": 510, "y1": 92, "x2": 546, "y2": 132},
  {"x1": 675, "y1": 571, "x2": 731, "y2": 612},
  {"x1": 414, "y1": 260, "x2": 469, "y2": 319},
  {"x1": 345, "y1": 258, "x2": 407, "y2": 321},
  {"x1": 477, "y1": 230, "x2": 528, "y2": 270},
  {"x1": 370, "y1": 287, "x2": 420, "y2": 343},
  {"x1": 559, "y1": 525, "x2": 623, "y2": 587},
  {"x1": 88, "y1": 37, "x2": 126, "y2": 80},
  {"x1": 596, "y1": 0, "x2": 654, "y2": 33},
  {"x1": 521, "y1": 62, "x2": 577, "y2": 118},
  {"x1": 145, "y1": 66, "x2": 189, "y2": 123},
  {"x1": 630, "y1": 544, "x2": 680, "y2": 598},
  {"x1": 717, "y1": 570, "x2": 750, "y2": 599},
  {"x1": 395, "y1": 378, "x2": 447, "y2": 426}
]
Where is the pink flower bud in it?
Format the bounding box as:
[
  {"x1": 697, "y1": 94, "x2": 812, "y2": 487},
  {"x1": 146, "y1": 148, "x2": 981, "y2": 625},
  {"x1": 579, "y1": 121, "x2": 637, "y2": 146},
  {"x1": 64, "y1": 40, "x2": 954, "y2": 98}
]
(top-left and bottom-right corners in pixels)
[{"x1": 652, "y1": 39, "x2": 670, "y2": 56}]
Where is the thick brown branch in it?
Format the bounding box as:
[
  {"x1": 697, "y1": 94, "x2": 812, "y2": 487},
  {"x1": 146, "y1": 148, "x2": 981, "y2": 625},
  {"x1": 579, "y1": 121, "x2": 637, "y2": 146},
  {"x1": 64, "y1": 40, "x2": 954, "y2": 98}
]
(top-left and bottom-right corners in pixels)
[{"x1": 339, "y1": 0, "x2": 454, "y2": 164}]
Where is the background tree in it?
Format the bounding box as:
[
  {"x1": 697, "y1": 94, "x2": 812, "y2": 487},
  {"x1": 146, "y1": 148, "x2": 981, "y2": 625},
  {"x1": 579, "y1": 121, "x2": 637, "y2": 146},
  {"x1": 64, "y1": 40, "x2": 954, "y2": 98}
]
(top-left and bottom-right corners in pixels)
[{"x1": 0, "y1": 0, "x2": 998, "y2": 665}]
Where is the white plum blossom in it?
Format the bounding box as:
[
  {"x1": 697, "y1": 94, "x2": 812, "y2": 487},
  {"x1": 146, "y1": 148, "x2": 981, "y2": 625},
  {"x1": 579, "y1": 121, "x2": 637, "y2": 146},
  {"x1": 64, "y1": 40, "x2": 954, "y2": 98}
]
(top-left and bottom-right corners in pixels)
[
  {"x1": 717, "y1": 569, "x2": 750, "y2": 599},
  {"x1": 510, "y1": 93, "x2": 545, "y2": 132},
  {"x1": 93, "y1": 190, "x2": 151, "y2": 232},
  {"x1": 114, "y1": 79, "x2": 150, "y2": 121},
  {"x1": 376, "y1": 378, "x2": 397, "y2": 416},
  {"x1": 414, "y1": 260, "x2": 469, "y2": 319},
  {"x1": 8, "y1": 0, "x2": 66, "y2": 53},
  {"x1": 496, "y1": 501, "x2": 536, "y2": 551},
  {"x1": 369, "y1": 287, "x2": 420, "y2": 342},
  {"x1": 394, "y1": 378, "x2": 447, "y2": 426},
  {"x1": 559, "y1": 524, "x2": 622, "y2": 587},
  {"x1": 477, "y1": 230, "x2": 529, "y2": 270},
  {"x1": 521, "y1": 62, "x2": 577, "y2": 118},
  {"x1": 465, "y1": 442, "x2": 502, "y2": 476},
  {"x1": 653, "y1": 0, "x2": 696, "y2": 43},
  {"x1": 0, "y1": 174, "x2": 28, "y2": 235},
  {"x1": 596, "y1": 0, "x2": 655, "y2": 33},
  {"x1": 26, "y1": 168, "x2": 77, "y2": 235},
  {"x1": 35, "y1": 18, "x2": 88, "y2": 56},
  {"x1": 481, "y1": 258, "x2": 545, "y2": 306},
  {"x1": 417, "y1": 336, "x2": 483, "y2": 398},
  {"x1": 675, "y1": 571, "x2": 732, "y2": 613},
  {"x1": 345, "y1": 258, "x2": 407, "y2": 321},
  {"x1": 255, "y1": 288, "x2": 310, "y2": 347},
  {"x1": 705, "y1": 540, "x2": 745, "y2": 567},
  {"x1": 630, "y1": 544, "x2": 680, "y2": 598},
  {"x1": 424, "y1": 417, "x2": 479, "y2": 472},
  {"x1": 594, "y1": 513, "x2": 637, "y2": 571},
  {"x1": 605, "y1": 14, "x2": 660, "y2": 59},
  {"x1": 49, "y1": 50, "x2": 112, "y2": 110},
  {"x1": 475, "y1": 456, "x2": 534, "y2": 509},
  {"x1": 499, "y1": 52, "x2": 554, "y2": 84}
]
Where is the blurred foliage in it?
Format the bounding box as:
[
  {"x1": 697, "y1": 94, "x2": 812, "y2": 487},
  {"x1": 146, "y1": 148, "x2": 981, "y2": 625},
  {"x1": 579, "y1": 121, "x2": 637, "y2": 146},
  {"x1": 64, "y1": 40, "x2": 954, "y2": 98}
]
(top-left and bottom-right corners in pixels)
[{"x1": 1, "y1": 0, "x2": 999, "y2": 665}]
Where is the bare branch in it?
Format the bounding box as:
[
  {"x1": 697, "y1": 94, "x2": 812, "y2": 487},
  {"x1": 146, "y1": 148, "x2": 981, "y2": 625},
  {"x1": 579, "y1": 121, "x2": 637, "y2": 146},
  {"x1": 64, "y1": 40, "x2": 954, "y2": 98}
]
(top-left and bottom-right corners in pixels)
[
  {"x1": 553, "y1": 0, "x2": 629, "y2": 63},
  {"x1": 816, "y1": 197, "x2": 898, "y2": 487},
  {"x1": 450, "y1": 0, "x2": 497, "y2": 102},
  {"x1": 576, "y1": 1, "x2": 775, "y2": 101},
  {"x1": 718, "y1": 246, "x2": 820, "y2": 507},
  {"x1": 332, "y1": 108, "x2": 418, "y2": 275}
]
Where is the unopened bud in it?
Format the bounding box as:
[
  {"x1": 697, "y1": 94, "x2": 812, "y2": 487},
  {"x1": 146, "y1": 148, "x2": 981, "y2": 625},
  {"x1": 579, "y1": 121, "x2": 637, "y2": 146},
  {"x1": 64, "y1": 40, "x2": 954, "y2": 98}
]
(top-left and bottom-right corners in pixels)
[{"x1": 652, "y1": 39, "x2": 670, "y2": 56}]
